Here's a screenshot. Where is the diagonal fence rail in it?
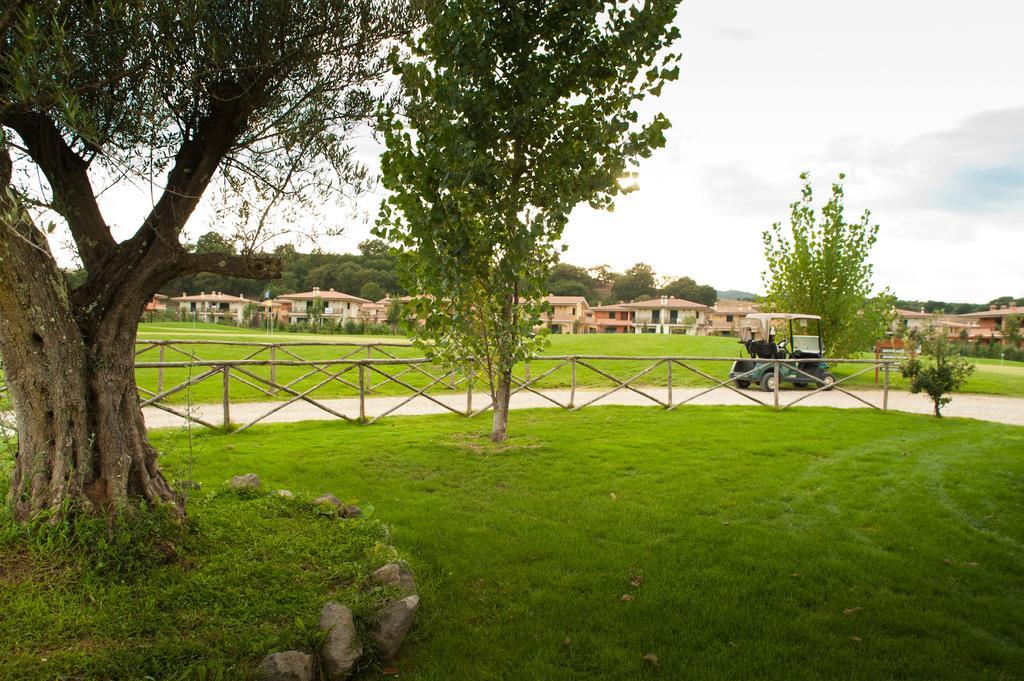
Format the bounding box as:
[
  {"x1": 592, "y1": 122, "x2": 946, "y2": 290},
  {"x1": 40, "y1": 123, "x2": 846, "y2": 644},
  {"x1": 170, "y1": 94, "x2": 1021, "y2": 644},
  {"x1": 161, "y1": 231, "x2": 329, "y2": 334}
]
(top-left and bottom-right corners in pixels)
[{"x1": 131, "y1": 341, "x2": 899, "y2": 432}]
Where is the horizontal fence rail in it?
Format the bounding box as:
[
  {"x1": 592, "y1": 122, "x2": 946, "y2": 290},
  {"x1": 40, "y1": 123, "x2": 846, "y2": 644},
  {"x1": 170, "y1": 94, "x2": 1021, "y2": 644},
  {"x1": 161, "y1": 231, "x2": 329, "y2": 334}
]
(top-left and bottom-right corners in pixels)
[{"x1": 127, "y1": 340, "x2": 899, "y2": 432}]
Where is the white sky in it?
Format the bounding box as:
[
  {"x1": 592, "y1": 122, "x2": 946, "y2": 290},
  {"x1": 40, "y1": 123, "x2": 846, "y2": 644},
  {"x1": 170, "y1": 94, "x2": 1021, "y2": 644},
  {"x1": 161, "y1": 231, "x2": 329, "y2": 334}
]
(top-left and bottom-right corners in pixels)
[{"x1": 69, "y1": 0, "x2": 1024, "y2": 302}]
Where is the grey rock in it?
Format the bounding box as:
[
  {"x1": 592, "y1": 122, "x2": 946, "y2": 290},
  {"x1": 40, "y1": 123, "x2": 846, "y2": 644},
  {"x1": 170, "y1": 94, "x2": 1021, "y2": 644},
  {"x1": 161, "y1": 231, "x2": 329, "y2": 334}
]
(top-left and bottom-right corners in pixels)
[
  {"x1": 371, "y1": 562, "x2": 417, "y2": 594},
  {"x1": 276, "y1": 489, "x2": 294, "y2": 499},
  {"x1": 258, "y1": 651, "x2": 313, "y2": 681},
  {"x1": 313, "y1": 493, "x2": 343, "y2": 508},
  {"x1": 370, "y1": 595, "x2": 419, "y2": 662},
  {"x1": 318, "y1": 602, "x2": 363, "y2": 680},
  {"x1": 230, "y1": 473, "x2": 261, "y2": 489},
  {"x1": 342, "y1": 504, "x2": 363, "y2": 519}
]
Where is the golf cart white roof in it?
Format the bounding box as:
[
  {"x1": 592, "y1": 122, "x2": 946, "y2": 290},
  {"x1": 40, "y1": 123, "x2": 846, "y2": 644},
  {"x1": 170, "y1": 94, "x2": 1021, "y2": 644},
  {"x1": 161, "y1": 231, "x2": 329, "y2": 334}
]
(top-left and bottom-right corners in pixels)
[{"x1": 738, "y1": 313, "x2": 821, "y2": 342}]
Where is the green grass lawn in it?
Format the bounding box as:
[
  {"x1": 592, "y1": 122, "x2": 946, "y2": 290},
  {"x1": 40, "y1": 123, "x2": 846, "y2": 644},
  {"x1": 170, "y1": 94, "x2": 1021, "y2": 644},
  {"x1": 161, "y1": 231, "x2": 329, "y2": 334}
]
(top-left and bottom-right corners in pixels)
[
  {"x1": 0, "y1": 485, "x2": 404, "y2": 680},
  {"x1": 133, "y1": 322, "x2": 1024, "y2": 402},
  {"x1": 6, "y1": 406, "x2": 1017, "y2": 679}
]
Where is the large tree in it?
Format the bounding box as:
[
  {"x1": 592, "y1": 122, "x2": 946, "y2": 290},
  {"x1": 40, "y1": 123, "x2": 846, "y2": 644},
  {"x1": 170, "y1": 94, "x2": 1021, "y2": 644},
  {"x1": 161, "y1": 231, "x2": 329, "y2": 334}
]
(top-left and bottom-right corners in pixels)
[
  {"x1": 761, "y1": 173, "x2": 894, "y2": 358},
  {"x1": 377, "y1": 0, "x2": 681, "y2": 442},
  {"x1": 611, "y1": 262, "x2": 659, "y2": 302},
  {"x1": 661, "y1": 275, "x2": 716, "y2": 306},
  {"x1": 1, "y1": 0, "x2": 412, "y2": 522}
]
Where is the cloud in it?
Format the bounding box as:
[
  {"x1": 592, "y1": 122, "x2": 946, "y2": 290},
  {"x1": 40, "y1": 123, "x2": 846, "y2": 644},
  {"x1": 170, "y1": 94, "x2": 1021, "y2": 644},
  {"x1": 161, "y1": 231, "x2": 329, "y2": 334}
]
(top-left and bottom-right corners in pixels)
[
  {"x1": 714, "y1": 26, "x2": 759, "y2": 41},
  {"x1": 939, "y1": 158, "x2": 1024, "y2": 214}
]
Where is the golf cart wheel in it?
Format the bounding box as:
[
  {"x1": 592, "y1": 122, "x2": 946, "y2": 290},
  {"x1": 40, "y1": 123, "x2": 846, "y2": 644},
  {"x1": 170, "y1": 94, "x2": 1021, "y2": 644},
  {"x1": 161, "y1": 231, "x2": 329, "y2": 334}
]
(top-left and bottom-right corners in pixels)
[
  {"x1": 759, "y1": 373, "x2": 776, "y2": 392},
  {"x1": 821, "y1": 373, "x2": 835, "y2": 391},
  {"x1": 735, "y1": 380, "x2": 750, "y2": 389}
]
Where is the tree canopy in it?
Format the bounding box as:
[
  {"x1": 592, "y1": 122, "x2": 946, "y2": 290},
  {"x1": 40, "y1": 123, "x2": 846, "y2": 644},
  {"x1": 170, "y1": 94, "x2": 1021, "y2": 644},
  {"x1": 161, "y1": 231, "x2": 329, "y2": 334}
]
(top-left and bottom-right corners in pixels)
[
  {"x1": 377, "y1": 0, "x2": 681, "y2": 441},
  {"x1": 762, "y1": 173, "x2": 894, "y2": 358},
  {"x1": 0, "y1": 0, "x2": 414, "y2": 521}
]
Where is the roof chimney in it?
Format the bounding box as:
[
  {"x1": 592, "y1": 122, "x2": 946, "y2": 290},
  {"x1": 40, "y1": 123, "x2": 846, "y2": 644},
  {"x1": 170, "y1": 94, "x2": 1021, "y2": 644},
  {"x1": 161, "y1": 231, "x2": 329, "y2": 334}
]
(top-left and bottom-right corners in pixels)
[{"x1": 990, "y1": 305, "x2": 997, "y2": 311}]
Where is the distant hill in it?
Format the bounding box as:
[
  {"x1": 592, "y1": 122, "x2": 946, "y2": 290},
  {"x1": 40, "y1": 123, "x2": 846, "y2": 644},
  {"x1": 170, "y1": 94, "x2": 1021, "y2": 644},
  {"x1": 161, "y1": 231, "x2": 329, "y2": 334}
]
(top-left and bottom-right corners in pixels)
[{"x1": 716, "y1": 289, "x2": 757, "y2": 301}]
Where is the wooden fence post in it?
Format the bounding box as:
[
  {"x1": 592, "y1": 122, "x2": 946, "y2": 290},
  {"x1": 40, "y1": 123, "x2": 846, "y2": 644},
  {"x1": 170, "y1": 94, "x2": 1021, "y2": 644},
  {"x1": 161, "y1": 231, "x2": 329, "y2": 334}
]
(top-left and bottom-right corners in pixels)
[
  {"x1": 773, "y1": 361, "x2": 780, "y2": 409},
  {"x1": 157, "y1": 345, "x2": 165, "y2": 393},
  {"x1": 269, "y1": 344, "x2": 277, "y2": 392},
  {"x1": 666, "y1": 359, "x2": 673, "y2": 408},
  {"x1": 569, "y1": 356, "x2": 576, "y2": 408},
  {"x1": 466, "y1": 361, "x2": 473, "y2": 416},
  {"x1": 882, "y1": 361, "x2": 890, "y2": 411},
  {"x1": 359, "y1": 363, "x2": 366, "y2": 422},
  {"x1": 365, "y1": 345, "x2": 373, "y2": 393},
  {"x1": 222, "y1": 365, "x2": 230, "y2": 428}
]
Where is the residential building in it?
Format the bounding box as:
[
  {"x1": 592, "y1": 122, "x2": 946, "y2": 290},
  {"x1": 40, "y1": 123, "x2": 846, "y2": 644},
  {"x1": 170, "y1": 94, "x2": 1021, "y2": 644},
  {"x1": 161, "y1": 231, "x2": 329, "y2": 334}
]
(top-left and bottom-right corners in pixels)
[
  {"x1": 144, "y1": 293, "x2": 168, "y2": 314},
  {"x1": 892, "y1": 308, "x2": 935, "y2": 333},
  {"x1": 359, "y1": 301, "x2": 387, "y2": 325},
  {"x1": 168, "y1": 292, "x2": 251, "y2": 323},
  {"x1": 708, "y1": 299, "x2": 761, "y2": 336},
  {"x1": 956, "y1": 304, "x2": 1022, "y2": 346},
  {"x1": 539, "y1": 295, "x2": 592, "y2": 334},
  {"x1": 591, "y1": 304, "x2": 634, "y2": 333},
  {"x1": 277, "y1": 288, "x2": 370, "y2": 325},
  {"x1": 622, "y1": 296, "x2": 712, "y2": 335}
]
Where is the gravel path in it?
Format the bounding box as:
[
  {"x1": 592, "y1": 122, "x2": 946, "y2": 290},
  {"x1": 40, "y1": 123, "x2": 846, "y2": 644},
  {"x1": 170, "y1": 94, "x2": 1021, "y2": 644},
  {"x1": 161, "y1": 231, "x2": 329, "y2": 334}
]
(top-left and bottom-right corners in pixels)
[{"x1": 143, "y1": 386, "x2": 1024, "y2": 430}]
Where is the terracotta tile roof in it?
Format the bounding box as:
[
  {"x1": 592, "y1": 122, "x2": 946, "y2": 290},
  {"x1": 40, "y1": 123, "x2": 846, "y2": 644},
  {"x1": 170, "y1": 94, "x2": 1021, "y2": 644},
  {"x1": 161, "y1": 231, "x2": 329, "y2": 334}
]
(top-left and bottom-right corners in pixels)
[
  {"x1": 545, "y1": 295, "x2": 589, "y2": 306},
  {"x1": 959, "y1": 306, "x2": 1023, "y2": 318},
  {"x1": 278, "y1": 289, "x2": 370, "y2": 303},
  {"x1": 713, "y1": 300, "x2": 761, "y2": 314},
  {"x1": 377, "y1": 295, "x2": 410, "y2": 304},
  {"x1": 894, "y1": 308, "x2": 934, "y2": 319},
  {"x1": 170, "y1": 292, "x2": 248, "y2": 303},
  {"x1": 592, "y1": 304, "x2": 631, "y2": 312},
  {"x1": 622, "y1": 297, "x2": 710, "y2": 310}
]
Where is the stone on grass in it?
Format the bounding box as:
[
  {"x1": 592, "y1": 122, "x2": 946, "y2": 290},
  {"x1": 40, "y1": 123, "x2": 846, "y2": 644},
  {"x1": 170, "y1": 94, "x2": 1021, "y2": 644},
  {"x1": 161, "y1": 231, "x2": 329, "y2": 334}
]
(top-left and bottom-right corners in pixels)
[
  {"x1": 319, "y1": 602, "x2": 363, "y2": 680},
  {"x1": 342, "y1": 504, "x2": 363, "y2": 519},
  {"x1": 276, "y1": 489, "x2": 294, "y2": 499},
  {"x1": 230, "y1": 473, "x2": 261, "y2": 489},
  {"x1": 370, "y1": 595, "x2": 419, "y2": 662},
  {"x1": 371, "y1": 562, "x2": 417, "y2": 594},
  {"x1": 258, "y1": 651, "x2": 313, "y2": 681},
  {"x1": 314, "y1": 493, "x2": 343, "y2": 508}
]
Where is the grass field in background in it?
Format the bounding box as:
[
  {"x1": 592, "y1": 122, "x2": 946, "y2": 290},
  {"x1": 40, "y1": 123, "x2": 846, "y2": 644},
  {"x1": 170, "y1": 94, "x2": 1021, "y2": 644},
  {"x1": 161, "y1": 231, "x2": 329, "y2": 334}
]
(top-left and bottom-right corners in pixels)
[
  {"x1": 134, "y1": 322, "x2": 1024, "y2": 402},
  {"x1": 7, "y1": 406, "x2": 1018, "y2": 679}
]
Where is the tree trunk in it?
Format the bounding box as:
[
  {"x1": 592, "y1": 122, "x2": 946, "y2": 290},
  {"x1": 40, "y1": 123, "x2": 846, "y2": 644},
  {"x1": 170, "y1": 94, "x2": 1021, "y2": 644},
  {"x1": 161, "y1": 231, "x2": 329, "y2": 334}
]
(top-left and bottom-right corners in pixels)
[
  {"x1": 0, "y1": 208, "x2": 181, "y2": 523},
  {"x1": 490, "y1": 368, "x2": 512, "y2": 443}
]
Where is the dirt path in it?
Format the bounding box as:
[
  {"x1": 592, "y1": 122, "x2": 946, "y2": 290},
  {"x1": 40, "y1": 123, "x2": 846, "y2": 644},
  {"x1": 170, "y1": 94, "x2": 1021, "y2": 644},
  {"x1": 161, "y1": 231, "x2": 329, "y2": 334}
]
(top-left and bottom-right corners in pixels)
[{"x1": 142, "y1": 386, "x2": 1024, "y2": 430}]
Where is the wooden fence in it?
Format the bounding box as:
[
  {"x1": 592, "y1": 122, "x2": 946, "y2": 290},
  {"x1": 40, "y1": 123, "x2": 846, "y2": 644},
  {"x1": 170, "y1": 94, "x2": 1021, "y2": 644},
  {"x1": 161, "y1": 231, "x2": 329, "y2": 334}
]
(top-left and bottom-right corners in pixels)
[{"x1": 129, "y1": 340, "x2": 898, "y2": 432}]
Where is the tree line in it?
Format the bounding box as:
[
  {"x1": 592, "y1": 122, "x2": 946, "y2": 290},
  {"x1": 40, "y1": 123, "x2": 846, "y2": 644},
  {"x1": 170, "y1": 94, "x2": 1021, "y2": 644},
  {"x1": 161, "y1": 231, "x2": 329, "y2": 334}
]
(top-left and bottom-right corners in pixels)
[{"x1": 547, "y1": 262, "x2": 718, "y2": 306}]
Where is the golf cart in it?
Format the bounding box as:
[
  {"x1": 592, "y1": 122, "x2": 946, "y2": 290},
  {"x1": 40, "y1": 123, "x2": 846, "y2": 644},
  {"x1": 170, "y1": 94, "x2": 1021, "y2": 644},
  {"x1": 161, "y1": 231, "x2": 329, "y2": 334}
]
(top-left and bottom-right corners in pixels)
[{"x1": 728, "y1": 313, "x2": 835, "y2": 392}]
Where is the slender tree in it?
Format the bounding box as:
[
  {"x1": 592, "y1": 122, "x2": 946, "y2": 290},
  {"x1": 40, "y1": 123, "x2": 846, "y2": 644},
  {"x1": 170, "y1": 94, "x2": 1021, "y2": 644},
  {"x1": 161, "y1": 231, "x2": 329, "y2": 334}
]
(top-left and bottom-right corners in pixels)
[
  {"x1": 762, "y1": 173, "x2": 895, "y2": 358},
  {"x1": 901, "y1": 329, "x2": 974, "y2": 417},
  {"x1": 377, "y1": 0, "x2": 681, "y2": 441},
  {"x1": 1, "y1": 0, "x2": 413, "y2": 522}
]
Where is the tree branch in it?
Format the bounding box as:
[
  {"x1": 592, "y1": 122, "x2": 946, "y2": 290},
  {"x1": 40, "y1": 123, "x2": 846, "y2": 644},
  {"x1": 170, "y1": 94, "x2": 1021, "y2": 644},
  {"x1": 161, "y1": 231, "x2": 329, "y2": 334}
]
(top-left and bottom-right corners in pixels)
[
  {"x1": 2, "y1": 111, "x2": 114, "y2": 266},
  {"x1": 185, "y1": 251, "x2": 282, "y2": 280}
]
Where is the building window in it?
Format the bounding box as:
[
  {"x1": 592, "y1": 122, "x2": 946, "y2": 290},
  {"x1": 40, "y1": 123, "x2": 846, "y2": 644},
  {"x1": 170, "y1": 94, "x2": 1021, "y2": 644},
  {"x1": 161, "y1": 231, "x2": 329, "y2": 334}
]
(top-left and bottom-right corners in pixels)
[{"x1": 726, "y1": 314, "x2": 734, "y2": 322}]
